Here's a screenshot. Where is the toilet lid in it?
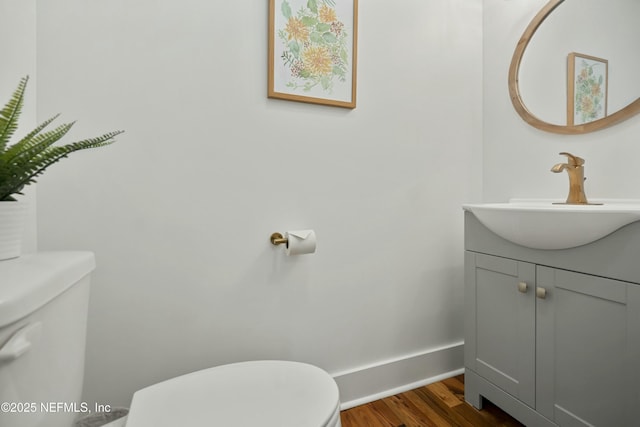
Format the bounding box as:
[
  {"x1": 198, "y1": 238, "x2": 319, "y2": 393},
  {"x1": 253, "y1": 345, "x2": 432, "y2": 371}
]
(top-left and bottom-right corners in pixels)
[{"x1": 125, "y1": 360, "x2": 340, "y2": 427}]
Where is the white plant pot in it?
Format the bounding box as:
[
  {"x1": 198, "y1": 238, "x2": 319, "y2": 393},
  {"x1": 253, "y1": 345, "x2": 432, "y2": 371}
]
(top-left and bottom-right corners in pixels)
[{"x1": 0, "y1": 201, "x2": 28, "y2": 261}]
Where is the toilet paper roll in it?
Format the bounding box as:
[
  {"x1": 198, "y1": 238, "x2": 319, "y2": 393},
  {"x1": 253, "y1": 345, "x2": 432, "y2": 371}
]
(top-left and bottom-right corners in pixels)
[{"x1": 285, "y1": 230, "x2": 317, "y2": 256}]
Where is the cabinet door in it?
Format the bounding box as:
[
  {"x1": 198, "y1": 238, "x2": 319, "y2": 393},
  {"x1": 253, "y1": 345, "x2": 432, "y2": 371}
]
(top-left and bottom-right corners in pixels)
[
  {"x1": 465, "y1": 252, "x2": 536, "y2": 408},
  {"x1": 536, "y1": 267, "x2": 640, "y2": 426}
]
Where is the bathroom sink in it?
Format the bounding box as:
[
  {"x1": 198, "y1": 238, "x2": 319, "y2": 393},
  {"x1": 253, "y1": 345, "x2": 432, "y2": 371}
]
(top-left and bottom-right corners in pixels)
[{"x1": 463, "y1": 199, "x2": 640, "y2": 250}]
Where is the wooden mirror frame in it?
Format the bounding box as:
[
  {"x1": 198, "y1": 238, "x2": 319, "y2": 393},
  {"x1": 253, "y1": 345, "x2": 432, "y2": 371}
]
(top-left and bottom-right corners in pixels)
[{"x1": 508, "y1": 0, "x2": 640, "y2": 134}]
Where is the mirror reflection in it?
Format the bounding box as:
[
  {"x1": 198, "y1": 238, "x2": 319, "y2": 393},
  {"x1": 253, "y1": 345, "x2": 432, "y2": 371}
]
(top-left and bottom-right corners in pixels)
[{"x1": 509, "y1": 0, "x2": 640, "y2": 134}]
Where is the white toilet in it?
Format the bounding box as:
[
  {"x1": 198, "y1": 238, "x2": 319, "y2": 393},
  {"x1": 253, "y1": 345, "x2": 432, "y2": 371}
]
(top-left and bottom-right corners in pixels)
[
  {"x1": 0, "y1": 251, "x2": 95, "y2": 427},
  {"x1": 123, "y1": 360, "x2": 341, "y2": 427},
  {"x1": 0, "y1": 252, "x2": 341, "y2": 427}
]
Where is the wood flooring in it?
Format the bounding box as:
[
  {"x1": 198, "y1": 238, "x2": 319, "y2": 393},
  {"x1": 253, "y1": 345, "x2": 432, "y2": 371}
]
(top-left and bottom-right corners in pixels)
[{"x1": 340, "y1": 374, "x2": 524, "y2": 427}]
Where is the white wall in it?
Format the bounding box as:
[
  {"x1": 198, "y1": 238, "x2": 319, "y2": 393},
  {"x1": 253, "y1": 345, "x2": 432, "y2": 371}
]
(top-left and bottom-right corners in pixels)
[
  {"x1": 1, "y1": 0, "x2": 37, "y2": 254},
  {"x1": 484, "y1": 0, "x2": 640, "y2": 203},
  {"x1": 35, "y1": 0, "x2": 482, "y2": 408}
]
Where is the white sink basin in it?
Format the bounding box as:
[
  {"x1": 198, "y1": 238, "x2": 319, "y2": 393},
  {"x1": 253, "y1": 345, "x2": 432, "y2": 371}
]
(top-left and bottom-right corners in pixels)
[{"x1": 463, "y1": 199, "x2": 640, "y2": 250}]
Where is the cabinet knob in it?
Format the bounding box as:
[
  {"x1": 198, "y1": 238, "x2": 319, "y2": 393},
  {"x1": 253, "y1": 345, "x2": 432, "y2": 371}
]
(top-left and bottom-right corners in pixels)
[
  {"x1": 517, "y1": 282, "x2": 528, "y2": 293},
  {"x1": 536, "y1": 287, "x2": 547, "y2": 299}
]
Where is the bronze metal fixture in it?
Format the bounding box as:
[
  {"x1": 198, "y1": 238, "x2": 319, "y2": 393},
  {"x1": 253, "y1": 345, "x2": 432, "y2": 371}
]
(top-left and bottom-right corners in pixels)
[
  {"x1": 550, "y1": 152, "x2": 597, "y2": 205},
  {"x1": 270, "y1": 232, "x2": 288, "y2": 246}
]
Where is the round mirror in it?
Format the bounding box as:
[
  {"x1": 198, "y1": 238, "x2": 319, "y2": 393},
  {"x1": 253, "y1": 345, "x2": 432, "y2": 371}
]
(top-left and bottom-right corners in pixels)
[{"x1": 508, "y1": 0, "x2": 640, "y2": 134}]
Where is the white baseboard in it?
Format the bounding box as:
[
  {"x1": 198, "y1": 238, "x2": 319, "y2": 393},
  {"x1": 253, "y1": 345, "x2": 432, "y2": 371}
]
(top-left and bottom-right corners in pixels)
[{"x1": 331, "y1": 341, "x2": 464, "y2": 410}]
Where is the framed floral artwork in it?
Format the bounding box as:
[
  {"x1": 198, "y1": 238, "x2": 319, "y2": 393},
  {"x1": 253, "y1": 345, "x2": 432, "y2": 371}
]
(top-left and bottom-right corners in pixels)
[
  {"x1": 567, "y1": 52, "x2": 608, "y2": 125},
  {"x1": 268, "y1": 0, "x2": 358, "y2": 108}
]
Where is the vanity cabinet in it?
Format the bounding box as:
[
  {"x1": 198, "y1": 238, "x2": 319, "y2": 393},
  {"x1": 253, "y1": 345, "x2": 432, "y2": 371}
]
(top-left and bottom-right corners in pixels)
[{"x1": 464, "y1": 211, "x2": 640, "y2": 427}]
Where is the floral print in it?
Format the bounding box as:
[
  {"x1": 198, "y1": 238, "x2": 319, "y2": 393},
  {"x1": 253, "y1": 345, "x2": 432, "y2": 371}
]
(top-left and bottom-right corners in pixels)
[
  {"x1": 277, "y1": 0, "x2": 350, "y2": 94},
  {"x1": 574, "y1": 59, "x2": 606, "y2": 124},
  {"x1": 286, "y1": 17, "x2": 310, "y2": 41}
]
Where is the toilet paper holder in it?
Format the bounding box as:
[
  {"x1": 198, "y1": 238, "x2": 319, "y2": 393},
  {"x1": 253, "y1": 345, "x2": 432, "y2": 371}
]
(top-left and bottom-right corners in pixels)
[{"x1": 270, "y1": 232, "x2": 288, "y2": 246}]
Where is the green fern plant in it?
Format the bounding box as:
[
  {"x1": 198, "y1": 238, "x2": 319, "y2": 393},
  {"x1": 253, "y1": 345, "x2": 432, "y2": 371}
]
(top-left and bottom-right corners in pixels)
[{"x1": 0, "y1": 76, "x2": 123, "y2": 201}]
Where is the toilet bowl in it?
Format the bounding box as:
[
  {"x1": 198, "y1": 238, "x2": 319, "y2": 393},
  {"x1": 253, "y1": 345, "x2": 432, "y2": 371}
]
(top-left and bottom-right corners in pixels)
[
  {"x1": 0, "y1": 251, "x2": 340, "y2": 427},
  {"x1": 122, "y1": 360, "x2": 341, "y2": 427}
]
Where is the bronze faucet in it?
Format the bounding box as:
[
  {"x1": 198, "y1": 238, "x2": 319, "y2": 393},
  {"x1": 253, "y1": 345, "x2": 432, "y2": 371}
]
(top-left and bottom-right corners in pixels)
[{"x1": 551, "y1": 152, "x2": 589, "y2": 204}]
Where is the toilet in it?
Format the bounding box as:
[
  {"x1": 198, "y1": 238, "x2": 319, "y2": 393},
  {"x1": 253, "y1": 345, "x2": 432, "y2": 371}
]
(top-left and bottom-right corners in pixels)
[
  {"x1": 0, "y1": 251, "x2": 95, "y2": 427},
  {"x1": 0, "y1": 252, "x2": 341, "y2": 427},
  {"x1": 122, "y1": 360, "x2": 341, "y2": 427}
]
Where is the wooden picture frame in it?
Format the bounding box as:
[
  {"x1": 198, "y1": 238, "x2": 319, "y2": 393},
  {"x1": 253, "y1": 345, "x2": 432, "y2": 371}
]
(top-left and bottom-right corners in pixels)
[
  {"x1": 268, "y1": 0, "x2": 358, "y2": 108},
  {"x1": 567, "y1": 52, "x2": 608, "y2": 125}
]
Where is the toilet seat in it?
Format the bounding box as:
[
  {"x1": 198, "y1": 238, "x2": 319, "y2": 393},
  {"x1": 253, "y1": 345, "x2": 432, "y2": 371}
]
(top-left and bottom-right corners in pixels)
[{"x1": 124, "y1": 360, "x2": 341, "y2": 427}]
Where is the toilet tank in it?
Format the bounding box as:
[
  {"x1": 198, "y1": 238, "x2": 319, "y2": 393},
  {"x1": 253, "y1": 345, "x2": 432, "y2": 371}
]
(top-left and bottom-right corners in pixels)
[{"x1": 0, "y1": 251, "x2": 95, "y2": 427}]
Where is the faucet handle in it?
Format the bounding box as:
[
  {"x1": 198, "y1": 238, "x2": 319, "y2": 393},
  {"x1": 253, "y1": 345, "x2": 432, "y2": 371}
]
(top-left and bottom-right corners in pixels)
[{"x1": 558, "y1": 152, "x2": 584, "y2": 166}]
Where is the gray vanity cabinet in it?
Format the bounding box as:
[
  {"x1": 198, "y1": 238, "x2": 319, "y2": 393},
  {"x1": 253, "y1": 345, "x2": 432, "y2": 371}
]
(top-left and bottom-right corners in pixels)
[
  {"x1": 464, "y1": 211, "x2": 640, "y2": 427},
  {"x1": 464, "y1": 252, "x2": 536, "y2": 408},
  {"x1": 536, "y1": 266, "x2": 640, "y2": 426}
]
